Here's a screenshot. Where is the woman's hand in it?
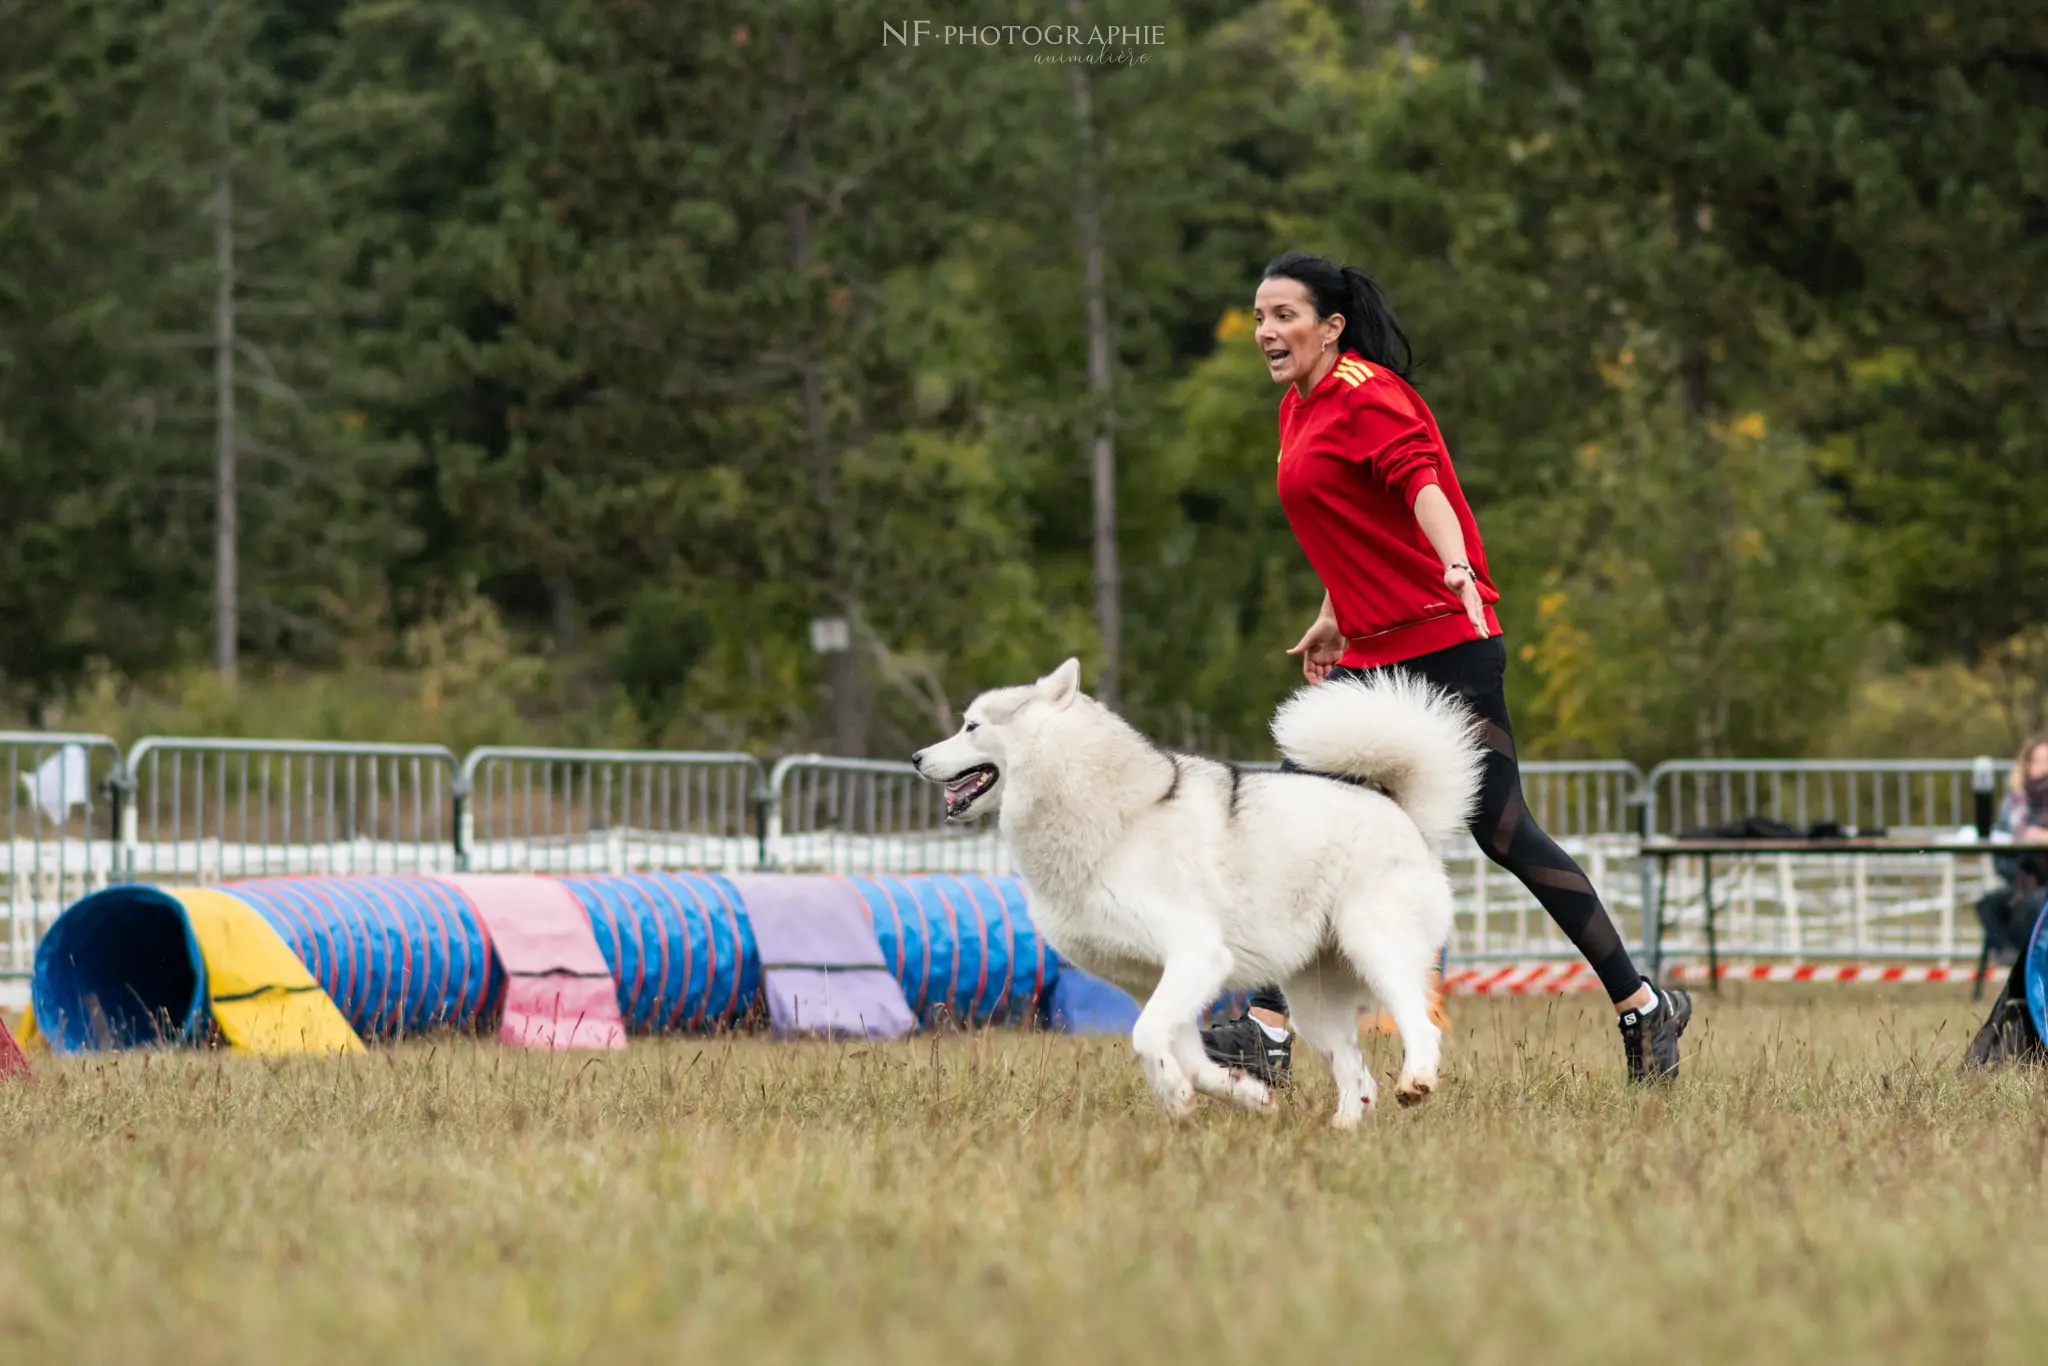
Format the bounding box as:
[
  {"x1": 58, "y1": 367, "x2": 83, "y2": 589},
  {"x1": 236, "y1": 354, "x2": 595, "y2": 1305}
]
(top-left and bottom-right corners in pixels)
[
  {"x1": 1445, "y1": 565, "x2": 1489, "y2": 639},
  {"x1": 1287, "y1": 613, "x2": 1347, "y2": 684}
]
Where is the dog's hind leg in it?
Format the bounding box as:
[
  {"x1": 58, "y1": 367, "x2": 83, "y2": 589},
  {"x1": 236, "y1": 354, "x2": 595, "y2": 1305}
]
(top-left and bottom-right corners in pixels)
[
  {"x1": 1132, "y1": 945, "x2": 1241, "y2": 1119},
  {"x1": 1335, "y1": 881, "x2": 1445, "y2": 1108},
  {"x1": 1282, "y1": 961, "x2": 1377, "y2": 1128},
  {"x1": 1380, "y1": 982, "x2": 1442, "y2": 1108}
]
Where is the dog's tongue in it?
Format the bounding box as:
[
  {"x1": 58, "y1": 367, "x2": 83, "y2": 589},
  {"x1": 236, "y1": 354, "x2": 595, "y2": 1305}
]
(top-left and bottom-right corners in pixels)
[{"x1": 943, "y1": 769, "x2": 988, "y2": 813}]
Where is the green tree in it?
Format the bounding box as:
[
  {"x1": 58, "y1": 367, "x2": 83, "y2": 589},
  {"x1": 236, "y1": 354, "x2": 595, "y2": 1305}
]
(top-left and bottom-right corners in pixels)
[
  {"x1": 1400, "y1": 0, "x2": 2048, "y2": 682},
  {"x1": 31, "y1": 0, "x2": 420, "y2": 680},
  {"x1": 1512, "y1": 348, "x2": 1868, "y2": 759},
  {"x1": 0, "y1": 0, "x2": 204, "y2": 704}
]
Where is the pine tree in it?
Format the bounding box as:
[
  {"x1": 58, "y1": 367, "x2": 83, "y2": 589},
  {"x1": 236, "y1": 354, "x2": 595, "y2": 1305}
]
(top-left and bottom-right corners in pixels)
[
  {"x1": 0, "y1": 0, "x2": 202, "y2": 702},
  {"x1": 54, "y1": 0, "x2": 419, "y2": 679}
]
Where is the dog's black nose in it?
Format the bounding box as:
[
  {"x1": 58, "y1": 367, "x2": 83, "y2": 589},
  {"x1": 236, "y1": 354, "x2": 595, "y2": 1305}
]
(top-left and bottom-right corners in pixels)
[{"x1": 909, "y1": 749, "x2": 924, "y2": 766}]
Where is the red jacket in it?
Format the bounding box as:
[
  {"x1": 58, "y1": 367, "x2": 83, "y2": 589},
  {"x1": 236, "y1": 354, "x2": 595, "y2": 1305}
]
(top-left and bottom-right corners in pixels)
[{"x1": 1275, "y1": 351, "x2": 1501, "y2": 668}]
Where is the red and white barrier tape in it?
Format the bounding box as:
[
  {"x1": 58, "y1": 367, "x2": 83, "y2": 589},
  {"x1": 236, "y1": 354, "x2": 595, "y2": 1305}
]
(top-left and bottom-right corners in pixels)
[
  {"x1": 1663, "y1": 962, "x2": 1992, "y2": 986},
  {"x1": 1442, "y1": 963, "x2": 1606, "y2": 995},
  {"x1": 1442, "y1": 961, "x2": 1994, "y2": 994}
]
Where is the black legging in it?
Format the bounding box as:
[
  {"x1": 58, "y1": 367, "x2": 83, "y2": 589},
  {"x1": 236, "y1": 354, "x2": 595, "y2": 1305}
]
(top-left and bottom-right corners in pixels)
[{"x1": 1247, "y1": 635, "x2": 1645, "y2": 1011}]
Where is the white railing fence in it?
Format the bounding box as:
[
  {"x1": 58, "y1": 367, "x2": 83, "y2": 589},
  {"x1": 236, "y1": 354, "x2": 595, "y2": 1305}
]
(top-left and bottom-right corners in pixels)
[{"x1": 0, "y1": 738, "x2": 2017, "y2": 977}]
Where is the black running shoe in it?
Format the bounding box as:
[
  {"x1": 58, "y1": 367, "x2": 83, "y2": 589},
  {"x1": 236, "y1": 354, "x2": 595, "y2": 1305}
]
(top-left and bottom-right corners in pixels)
[
  {"x1": 1200, "y1": 1014, "x2": 1292, "y2": 1086},
  {"x1": 1619, "y1": 984, "x2": 1692, "y2": 1084}
]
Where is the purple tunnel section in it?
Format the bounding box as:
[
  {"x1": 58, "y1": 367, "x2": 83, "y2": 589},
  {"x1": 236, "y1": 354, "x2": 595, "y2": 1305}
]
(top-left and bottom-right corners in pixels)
[{"x1": 727, "y1": 875, "x2": 918, "y2": 1040}]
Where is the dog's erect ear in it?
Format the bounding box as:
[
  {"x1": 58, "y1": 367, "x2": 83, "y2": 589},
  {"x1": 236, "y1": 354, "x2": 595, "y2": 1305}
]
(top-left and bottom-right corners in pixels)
[{"x1": 1036, "y1": 657, "x2": 1082, "y2": 709}]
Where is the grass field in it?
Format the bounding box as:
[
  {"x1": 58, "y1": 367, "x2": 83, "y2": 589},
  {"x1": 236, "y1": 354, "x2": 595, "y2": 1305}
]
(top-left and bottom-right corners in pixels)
[{"x1": 1, "y1": 989, "x2": 2044, "y2": 1365}]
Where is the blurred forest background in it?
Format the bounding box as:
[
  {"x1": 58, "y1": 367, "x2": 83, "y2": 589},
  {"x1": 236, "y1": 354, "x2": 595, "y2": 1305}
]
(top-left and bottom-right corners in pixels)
[{"x1": 3, "y1": 0, "x2": 2045, "y2": 763}]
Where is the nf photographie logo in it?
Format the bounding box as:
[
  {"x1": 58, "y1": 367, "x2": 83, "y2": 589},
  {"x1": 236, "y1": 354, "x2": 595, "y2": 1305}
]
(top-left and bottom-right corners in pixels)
[{"x1": 882, "y1": 20, "x2": 1166, "y2": 63}]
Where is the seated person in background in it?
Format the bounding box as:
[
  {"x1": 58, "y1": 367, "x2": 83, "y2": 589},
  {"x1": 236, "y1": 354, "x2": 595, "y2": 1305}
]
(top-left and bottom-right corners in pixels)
[{"x1": 1979, "y1": 734, "x2": 2048, "y2": 962}]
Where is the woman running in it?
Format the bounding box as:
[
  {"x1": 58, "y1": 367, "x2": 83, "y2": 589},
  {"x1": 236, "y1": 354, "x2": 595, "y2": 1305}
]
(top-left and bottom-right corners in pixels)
[{"x1": 1200, "y1": 251, "x2": 1691, "y2": 1086}]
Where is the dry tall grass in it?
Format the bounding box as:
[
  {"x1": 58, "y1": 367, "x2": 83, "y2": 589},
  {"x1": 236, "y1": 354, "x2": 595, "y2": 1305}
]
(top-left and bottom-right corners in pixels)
[{"x1": 1, "y1": 990, "x2": 2043, "y2": 1364}]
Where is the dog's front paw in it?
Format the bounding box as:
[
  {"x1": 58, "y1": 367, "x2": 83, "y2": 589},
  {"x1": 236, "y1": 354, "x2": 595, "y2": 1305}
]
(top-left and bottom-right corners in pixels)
[
  {"x1": 1224, "y1": 1071, "x2": 1276, "y2": 1114},
  {"x1": 1142, "y1": 1054, "x2": 1196, "y2": 1118},
  {"x1": 1393, "y1": 1073, "x2": 1436, "y2": 1108}
]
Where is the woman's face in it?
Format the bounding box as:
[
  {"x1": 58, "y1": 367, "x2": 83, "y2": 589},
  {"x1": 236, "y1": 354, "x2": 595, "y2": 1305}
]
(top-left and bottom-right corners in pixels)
[
  {"x1": 1253, "y1": 276, "x2": 1342, "y2": 389},
  {"x1": 2025, "y1": 744, "x2": 2048, "y2": 783}
]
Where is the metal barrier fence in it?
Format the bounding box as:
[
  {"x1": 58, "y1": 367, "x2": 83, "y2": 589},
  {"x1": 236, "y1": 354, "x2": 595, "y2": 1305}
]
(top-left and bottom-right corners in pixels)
[
  {"x1": 1645, "y1": 847, "x2": 1996, "y2": 966},
  {"x1": 1646, "y1": 758, "x2": 1983, "y2": 838},
  {"x1": 1, "y1": 732, "x2": 124, "y2": 975},
  {"x1": 1641, "y1": 759, "x2": 1997, "y2": 965},
  {"x1": 1518, "y1": 761, "x2": 1645, "y2": 840},
  {"x1": 120, "y1": 737, "x2": 462, "y2": 882},
  {"x1": 0, "y1": 734, "x2": 2020, "y2": 974},
  {"x1": 459, "y1": 748, "x2": 768, "y2": 874}
]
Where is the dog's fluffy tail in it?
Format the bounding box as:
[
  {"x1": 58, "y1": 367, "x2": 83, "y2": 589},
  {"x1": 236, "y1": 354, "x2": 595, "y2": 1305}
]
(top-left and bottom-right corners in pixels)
[{"x1": 1270, "y1": 672, "x2": 1488, "y2": 850}]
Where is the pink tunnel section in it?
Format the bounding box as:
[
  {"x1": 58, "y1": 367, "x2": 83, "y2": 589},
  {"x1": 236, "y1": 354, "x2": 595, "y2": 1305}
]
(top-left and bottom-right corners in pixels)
[{"x1": 432, "y1": 875, "x2": 627, "y2": 1050}]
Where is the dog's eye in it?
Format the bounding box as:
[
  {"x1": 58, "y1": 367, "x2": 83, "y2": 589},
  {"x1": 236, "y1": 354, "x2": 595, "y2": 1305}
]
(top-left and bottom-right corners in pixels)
[{"x1": 964, "y1": 721, "x2": 979, "y2": 733}]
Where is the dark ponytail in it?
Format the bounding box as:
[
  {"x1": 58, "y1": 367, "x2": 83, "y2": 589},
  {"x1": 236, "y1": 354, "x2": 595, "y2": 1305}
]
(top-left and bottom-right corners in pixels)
[{"x1": 1261, "y1": 251, "x2": 1413, "y2": 380}]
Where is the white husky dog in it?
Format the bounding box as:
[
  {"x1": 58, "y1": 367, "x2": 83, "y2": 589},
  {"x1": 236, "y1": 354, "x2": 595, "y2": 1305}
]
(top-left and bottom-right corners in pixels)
[{"x1": 912, "y1": 658, "x2": 1486, "y2": 1127}]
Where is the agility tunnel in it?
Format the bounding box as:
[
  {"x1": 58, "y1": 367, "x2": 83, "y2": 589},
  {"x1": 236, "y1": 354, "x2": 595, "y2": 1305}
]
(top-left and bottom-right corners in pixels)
[{"x1": 29, "y1": 872, "x2": 1062, "y2": 1055}]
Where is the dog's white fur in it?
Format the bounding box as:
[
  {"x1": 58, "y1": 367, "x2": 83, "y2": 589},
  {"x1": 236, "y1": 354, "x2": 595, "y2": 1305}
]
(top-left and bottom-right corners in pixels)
[{"x1": 912, "y1": 658, "x2": 1486, "y2": 1128}]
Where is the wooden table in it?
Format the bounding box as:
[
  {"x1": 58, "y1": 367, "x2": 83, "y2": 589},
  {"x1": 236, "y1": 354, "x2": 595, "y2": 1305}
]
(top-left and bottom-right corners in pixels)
[{"x1": 1639, "y1": 837, "x2": 2048, "y2": 994}]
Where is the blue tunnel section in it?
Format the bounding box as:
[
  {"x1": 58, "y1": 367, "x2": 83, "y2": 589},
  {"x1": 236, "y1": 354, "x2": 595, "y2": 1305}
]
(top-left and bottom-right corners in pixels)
[
  {"x1": 226, "y1": 876, "x2": 504, "y2": 1038},
  {"x1": 847, "y1": 875, "x2": 1052, "y2": 1027},
  {"x1": 558, "y1": 873, "x2": 761, "y2": 1031},
  {"x1": 32, "y1": 885, "x2": 210, "y2": 1053}
]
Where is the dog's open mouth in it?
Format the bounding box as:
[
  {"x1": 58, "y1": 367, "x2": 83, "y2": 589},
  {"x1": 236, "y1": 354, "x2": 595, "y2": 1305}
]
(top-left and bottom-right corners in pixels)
[{"x1": 942, "y1": 764, "x2": 998, "y2": 817}]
